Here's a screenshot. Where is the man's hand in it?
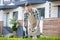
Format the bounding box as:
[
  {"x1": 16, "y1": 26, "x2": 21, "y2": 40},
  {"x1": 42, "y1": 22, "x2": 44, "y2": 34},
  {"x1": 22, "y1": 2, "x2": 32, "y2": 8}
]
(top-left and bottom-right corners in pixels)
[
  {"x1": 36, "y1": 20, "x2": 40, "y2": 27},
  {"x1": 18, "y1": 20, "x2": 26, "y2": 27}
]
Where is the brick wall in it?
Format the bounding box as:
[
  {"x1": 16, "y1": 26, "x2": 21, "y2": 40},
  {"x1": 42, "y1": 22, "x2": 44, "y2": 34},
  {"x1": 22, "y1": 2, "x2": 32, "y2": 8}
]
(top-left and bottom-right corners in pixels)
[
  {"x1": 0, "y1": 21, "x2": 3, "y2": 34},
  {"x1": 43, "y1": 18, "x2": 60, "y2": 36}
]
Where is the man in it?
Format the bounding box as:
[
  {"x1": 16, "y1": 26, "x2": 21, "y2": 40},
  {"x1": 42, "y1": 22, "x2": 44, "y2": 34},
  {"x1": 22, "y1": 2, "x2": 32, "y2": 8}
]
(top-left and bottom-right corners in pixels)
[{"x1": 24, "y1": 3, "x2": 40, "y2": 38}]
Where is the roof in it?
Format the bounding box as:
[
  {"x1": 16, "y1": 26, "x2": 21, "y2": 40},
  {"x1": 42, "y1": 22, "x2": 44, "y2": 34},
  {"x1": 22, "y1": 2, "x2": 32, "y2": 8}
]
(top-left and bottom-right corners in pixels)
[
  {"x1": 15, "y1": 0, "x2": 46, "y2": 6},
  {"x1": 15, "y1": 0, "x2": 59, "y2": 6},
  {"x1": 0, "y1": 0, "x2": 59, "y2": 9},
  {"x1": 0, "y1": 5, "x2": 18, "y2": 10}
]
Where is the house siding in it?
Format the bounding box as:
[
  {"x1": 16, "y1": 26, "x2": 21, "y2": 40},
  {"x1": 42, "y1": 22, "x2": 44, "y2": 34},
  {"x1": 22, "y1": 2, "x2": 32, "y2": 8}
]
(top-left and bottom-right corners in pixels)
[
  {"x1": 31, "y1": 1, "x2": 50, "y2": 18},
  {"x1": 0, "y1": 10, "x2": 3, "y2": 34},
  {"x1": 31, "y1": 1, "x2": 60, "y2": 18},
  {"x1": 3, "y1": 7, "x2": 23, "y2": 28},
  {"x1": 51, "y1": 1, "x2": 59, "y2": 18},
  {"x1": 0, "y1": 0, "x2": 3, "y2": 5}
]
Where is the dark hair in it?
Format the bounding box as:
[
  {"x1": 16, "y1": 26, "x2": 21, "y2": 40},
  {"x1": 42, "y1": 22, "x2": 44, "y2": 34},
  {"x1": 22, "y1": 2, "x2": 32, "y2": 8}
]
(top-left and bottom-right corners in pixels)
[{"x1": 25, "y1": 3, "x2": 31, "y2": 6}]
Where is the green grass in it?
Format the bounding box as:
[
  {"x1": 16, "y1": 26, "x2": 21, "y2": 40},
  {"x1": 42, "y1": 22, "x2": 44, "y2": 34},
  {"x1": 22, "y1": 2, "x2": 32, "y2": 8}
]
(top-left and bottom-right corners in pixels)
[{"x1": 0, "y1": 36, "x2": 60, "y2": 40}]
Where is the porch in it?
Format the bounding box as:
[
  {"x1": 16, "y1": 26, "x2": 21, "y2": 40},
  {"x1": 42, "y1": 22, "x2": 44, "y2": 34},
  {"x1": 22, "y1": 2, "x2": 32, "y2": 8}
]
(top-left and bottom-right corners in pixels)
[
  {"x1": 0, "y1": 18, "x2": 60, "y2": 37},
  {"x1": 43, "y1": 18, "x2": 60, "y2": 36}
]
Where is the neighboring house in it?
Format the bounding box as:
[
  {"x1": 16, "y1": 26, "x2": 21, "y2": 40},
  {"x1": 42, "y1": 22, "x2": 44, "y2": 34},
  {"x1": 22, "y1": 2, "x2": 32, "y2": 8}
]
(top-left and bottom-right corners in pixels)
[{"x1": 0, "y1": 0, "x2": 60, "y2": 36}]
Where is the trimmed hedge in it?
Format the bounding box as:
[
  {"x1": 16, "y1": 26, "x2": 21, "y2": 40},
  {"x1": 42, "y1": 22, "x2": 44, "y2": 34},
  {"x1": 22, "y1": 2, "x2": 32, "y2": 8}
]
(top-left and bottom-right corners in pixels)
[{"x1": 0, "y1": 36, "x2": 60, "y2": 40}]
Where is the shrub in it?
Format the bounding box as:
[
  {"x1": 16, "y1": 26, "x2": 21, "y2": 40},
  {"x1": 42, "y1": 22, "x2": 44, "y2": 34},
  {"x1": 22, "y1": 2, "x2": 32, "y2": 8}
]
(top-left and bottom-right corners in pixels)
[{"x1": 10, "y1": 17, "x2": 19, "y2": 31}]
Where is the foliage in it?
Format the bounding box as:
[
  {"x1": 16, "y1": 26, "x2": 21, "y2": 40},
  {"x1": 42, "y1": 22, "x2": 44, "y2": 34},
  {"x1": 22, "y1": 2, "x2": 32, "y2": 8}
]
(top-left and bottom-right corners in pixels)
[
  {"x1": 0, "y1": 34, "x2": 4, "y2": 37},
  {"x1": 10, "y1": 17, "x2": 19, "y2": 31}
]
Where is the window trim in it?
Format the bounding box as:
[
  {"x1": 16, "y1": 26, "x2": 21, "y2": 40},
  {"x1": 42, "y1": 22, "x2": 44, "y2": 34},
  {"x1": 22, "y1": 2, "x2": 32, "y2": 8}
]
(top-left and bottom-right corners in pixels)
[
  {"x1": 13, "y1": 11, "x2": 18, "y2": 20},
  {"x1": 37, "y1": 8, "x2": 45, "y2": 19}
]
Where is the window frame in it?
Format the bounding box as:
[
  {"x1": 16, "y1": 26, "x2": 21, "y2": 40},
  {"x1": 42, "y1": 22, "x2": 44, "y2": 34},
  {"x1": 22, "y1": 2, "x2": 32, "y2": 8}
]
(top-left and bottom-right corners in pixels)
[
  {"x1": 13, "y1": 11, "x2": 18, "y2": 20},
  {"x1": 37, "y1": 8, "x2": 45, "y2": 19},
  {"x1": 3, "y1": 0, "x2": 11, "y2": 5}
]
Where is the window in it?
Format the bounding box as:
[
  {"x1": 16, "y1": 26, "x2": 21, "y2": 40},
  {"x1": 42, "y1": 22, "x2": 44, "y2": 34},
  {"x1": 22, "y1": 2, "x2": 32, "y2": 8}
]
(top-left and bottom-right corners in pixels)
[
  {"x1": 14, "y1": 0, "x2": 20, "y2": 2},
  {"x1": 3, "y1": 0, "x2": 11, "y2": 4},
  {"x1": 20, "y1": 0, "x2": 26, "y2": 2},
  {"x1": 0, "y1": 0, "x2": 1, "y2": 4},
  {"x1": 37, "y1": 8, "x2": 45, "y2": 19},
  {"x1": 13, "y1": 11, "x2": 18, "y2": 20},
  {"x1": 0, "y1": 0, "x2": 2, "y2": 4},
  {"x1": 13, "y1": 0, "x2": 20, "y2": 3},
  {"x1": 58, "y1": 6, "x2": 60, "y2": 18}
]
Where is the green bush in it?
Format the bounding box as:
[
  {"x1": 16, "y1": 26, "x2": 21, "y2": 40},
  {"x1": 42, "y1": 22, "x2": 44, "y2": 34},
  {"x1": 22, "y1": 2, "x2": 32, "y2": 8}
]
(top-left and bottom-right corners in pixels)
[
  {"x1": 10, "y1": 17, "x2": 19, "y2": 31},
  {"x1": 0, "y1": 36, "x2": 60, "y2": 40}
]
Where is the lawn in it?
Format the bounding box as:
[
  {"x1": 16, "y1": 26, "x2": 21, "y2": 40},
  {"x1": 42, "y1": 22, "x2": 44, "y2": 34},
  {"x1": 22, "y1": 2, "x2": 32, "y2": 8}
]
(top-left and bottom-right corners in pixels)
[{"x1": 0, "y1": 36, "x2": 60, "y2": 40}]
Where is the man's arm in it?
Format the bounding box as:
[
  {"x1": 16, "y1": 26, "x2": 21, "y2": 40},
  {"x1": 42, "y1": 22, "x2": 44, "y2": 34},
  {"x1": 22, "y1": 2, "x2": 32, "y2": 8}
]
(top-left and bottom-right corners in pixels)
[{"x1": 35, "y1": 9, "x2": 40, "y2": 27}]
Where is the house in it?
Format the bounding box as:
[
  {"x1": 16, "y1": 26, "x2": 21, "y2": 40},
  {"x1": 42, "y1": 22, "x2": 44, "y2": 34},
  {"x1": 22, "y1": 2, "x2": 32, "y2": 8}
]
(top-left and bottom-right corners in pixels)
[{"x1": 0, "y1": 0, "x2": 60, "y2": 36}]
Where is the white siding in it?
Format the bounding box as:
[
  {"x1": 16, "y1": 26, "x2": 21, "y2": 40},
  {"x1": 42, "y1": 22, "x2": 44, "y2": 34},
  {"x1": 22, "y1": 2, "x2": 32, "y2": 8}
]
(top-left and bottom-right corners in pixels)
[
  {"x1": 45, "y1": 1, "x2": 50, "y2": 18},
  {"x1": 51, "y1": 1, "x2": 60, "y2": 18},
  {"x1": 31, "y1": 1, "x2": 60, "y2": 18},
  {"x1": 51, "y1": 6, "x2": 58, "y2": 18},
  {"x1": 18, "y1": 7, "x2": 23, "y2": 20},
  {"x1": 3, "y1": 1, "x2": 60, "y2": 28},
  {"x1": 3, "y1": 7, "x2": 23, "y2": 28},
  {"x1": 31, "y1": 1, "x2": 50, "y2": 18},
  {"x1": 0, "y1": 0, "x2": 3, "y2": 5},
  {"x1": 0, "y1": 10, "x2": 3, "y2": 21},
  {"x1": 3, "y1": 13, "x2": 6, "y2": 27}
]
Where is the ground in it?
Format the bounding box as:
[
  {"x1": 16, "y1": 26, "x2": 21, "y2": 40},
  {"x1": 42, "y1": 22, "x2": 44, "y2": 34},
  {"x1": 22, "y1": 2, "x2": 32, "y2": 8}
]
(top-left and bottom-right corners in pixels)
[{"x1": 0, "y1": 36, "x2": 60, "y2": 40}]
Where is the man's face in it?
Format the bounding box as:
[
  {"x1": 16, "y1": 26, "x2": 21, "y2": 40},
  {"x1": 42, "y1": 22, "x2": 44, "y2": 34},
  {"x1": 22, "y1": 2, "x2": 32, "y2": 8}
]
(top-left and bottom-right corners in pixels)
[{"x1": 25, "y1": 6, "x2": 32, "y2": 12}]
